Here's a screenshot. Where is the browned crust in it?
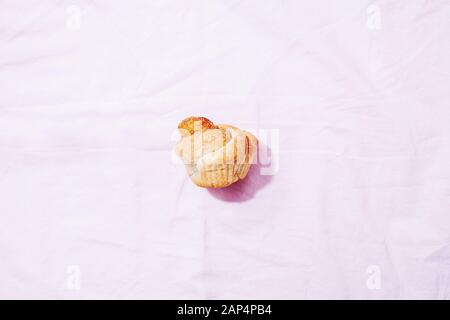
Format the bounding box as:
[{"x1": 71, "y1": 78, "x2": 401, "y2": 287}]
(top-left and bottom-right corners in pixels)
[
  {"x1": 178, "y1": 116, "x2": 218, "y2": 135},
  {"x1": 176, "y1": 116, "x2": 258, "y2": 188}
]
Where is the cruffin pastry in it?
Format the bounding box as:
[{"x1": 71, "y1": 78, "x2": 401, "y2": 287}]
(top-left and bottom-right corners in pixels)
[{"x1": 175, "y1": 116, "x2": 258, "y2": 188}]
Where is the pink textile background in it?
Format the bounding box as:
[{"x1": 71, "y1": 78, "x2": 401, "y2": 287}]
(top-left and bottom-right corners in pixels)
[{"x1": 0, "y1": 0, "x2": 449, "y2": 299}]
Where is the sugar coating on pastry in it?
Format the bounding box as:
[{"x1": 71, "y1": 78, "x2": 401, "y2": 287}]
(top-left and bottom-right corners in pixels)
[{"x1": 176, "y1": 116, "x2": 257, "y2": 188}]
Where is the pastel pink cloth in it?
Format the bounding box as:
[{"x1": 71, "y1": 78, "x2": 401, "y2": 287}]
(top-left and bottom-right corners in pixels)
[{"x1": 0, "y1": 0, "x2": 449, "y2": 299}]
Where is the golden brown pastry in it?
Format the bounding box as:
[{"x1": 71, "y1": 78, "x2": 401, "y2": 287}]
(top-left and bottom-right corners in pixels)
[{"x1": 175, "y1": 116, "x2": 257, "y2": 188}]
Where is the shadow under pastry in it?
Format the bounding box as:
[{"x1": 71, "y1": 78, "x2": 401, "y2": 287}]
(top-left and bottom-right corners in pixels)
[{"x1": 207, "y1": 143, "x2": 274, "y2": 202}]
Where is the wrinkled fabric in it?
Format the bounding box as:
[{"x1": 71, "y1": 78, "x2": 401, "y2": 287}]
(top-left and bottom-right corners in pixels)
[{"x1": 0, "y1": 0, "x2": 449, "y2": 299}]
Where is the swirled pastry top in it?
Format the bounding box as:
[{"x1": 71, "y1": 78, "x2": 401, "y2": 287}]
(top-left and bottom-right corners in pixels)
[{"x1": 176, "y1": 116, "x2": 257, "y2": 188}]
